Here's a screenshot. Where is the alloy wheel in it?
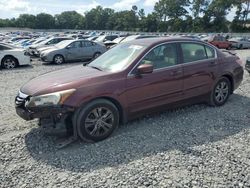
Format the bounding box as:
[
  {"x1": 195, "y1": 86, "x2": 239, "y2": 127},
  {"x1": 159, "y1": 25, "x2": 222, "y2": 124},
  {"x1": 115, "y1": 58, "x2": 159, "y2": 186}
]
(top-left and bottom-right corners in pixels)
[
  {"x1": 84, "y1": 107, "x2": 114, "y2": 137},
  {"x1": 3, "y1": 58, "x2": 16, "y2": 69},
  {"x1": 54, "y1": 56, "x2": 63, "y2": 64},
  {"x1": 214, "y1": 81, "x2": 229, "y2": 103}
]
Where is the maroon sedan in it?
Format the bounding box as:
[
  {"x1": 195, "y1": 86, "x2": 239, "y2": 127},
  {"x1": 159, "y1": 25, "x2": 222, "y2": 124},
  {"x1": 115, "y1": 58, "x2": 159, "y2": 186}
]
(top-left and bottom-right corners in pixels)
[{"x1": 15, "y1": 37, "x2": 244, "y2": 142}]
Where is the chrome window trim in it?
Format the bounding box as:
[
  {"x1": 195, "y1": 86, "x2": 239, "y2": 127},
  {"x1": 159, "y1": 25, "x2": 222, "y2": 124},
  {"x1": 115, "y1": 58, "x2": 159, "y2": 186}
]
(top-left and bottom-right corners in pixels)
[{"x1": 127, "y1": 40, "x2": 218, "y2": 77}]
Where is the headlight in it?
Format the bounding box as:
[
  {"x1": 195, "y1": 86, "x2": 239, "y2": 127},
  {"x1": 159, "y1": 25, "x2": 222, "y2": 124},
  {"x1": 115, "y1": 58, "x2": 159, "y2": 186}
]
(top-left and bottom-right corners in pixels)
[{"x1": 26, "y1": 89, "x2": 76, "y2": 108}]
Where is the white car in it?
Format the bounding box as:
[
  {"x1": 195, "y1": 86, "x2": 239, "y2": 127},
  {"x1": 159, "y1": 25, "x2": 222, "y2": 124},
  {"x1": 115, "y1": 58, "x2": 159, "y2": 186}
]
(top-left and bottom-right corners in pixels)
[
  {"x1": 0, "y1": 43, "x2": 31, "y2": 69},
  {"x1": 229, "y1": 37, "x2": 250, "y2": 49}
]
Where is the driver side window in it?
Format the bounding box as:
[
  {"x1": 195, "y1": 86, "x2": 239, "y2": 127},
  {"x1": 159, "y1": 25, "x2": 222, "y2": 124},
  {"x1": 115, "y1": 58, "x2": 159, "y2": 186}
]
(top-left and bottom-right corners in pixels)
[
  {"x1": 67, "y1": 41, "x2": 81, "y2": 49},
  {"x1": 140, "y1": 43, "x2": 178, "y2": 70}
]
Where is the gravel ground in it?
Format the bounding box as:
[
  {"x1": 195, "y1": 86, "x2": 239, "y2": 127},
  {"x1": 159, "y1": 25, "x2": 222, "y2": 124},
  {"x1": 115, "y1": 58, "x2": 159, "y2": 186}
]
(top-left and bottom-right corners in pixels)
[{"x1": 0, "y1": 51, "x2": 250, "y2": 188}]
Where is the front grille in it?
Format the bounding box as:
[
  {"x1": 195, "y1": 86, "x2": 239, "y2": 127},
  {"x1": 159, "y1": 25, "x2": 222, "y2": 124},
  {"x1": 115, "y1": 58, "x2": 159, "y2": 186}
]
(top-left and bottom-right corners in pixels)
[{"x1": 15, "y1": 91, "x2": 29, "y2": 107}]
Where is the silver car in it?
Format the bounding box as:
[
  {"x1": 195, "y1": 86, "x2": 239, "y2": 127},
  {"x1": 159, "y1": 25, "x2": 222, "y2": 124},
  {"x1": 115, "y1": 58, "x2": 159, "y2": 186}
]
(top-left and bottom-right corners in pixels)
[
  {"x1": 40, "y1": 39, "x2": 107, "y2": 64},
  {"x1": 229, "y1": 37, "x2": 250, "y2": 49}
]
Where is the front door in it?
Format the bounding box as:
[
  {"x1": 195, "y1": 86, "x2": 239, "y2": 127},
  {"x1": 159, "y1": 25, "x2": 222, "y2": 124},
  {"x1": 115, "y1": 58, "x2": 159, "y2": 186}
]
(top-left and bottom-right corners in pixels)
[
  {"x1": 125, "y1": 43, "x2": 184, "y2": 114},
  {"x1": 80, "y1": 41, "x2": 94, "y2": 59},
  {"x1": 65, "y1": 41, "x2": 82, "y2": 60}
]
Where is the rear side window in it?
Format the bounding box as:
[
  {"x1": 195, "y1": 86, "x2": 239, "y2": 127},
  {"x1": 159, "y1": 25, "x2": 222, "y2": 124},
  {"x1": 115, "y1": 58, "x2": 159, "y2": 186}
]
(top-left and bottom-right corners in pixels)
[
  {"x1": 205, "y1": 46, "x2": 215, "y2": 59},
  {"x1": 83, "y1": 41, "x2": 92, "y2": 47},
  {"x1": 181, "y1": 43, "x2": 207, "y2": 63}
]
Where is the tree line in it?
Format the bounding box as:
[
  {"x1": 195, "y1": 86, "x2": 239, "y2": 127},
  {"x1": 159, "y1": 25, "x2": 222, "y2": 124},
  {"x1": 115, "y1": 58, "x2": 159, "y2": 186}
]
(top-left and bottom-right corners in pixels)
[{"x1": 0, "y1": 0, "x2": 250, "y2": 33}]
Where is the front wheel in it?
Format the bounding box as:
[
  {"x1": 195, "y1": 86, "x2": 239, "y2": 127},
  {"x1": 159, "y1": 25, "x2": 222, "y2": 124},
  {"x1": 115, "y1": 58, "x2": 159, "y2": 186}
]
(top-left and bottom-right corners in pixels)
[
  {"x1": 93, "y1": 52, "x2": 101, "y2": 59},
  {"x1": 209, "y1": 77, "x2": 231, "y2": 106},
  {"x1": 2, "y1": 56, "x2": 18, "y2": 69},
  {"x1": 53, "y1": 55, "x2": 64, "y2": 65},
  {"x1": 75, "y1": 99, "x2": 119, "y2": 142}
]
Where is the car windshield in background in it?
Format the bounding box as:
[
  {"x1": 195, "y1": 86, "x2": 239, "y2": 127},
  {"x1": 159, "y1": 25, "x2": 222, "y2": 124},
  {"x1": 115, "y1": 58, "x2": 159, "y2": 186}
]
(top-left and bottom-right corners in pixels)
[
  {"x1": 121, "y1": 35, "x2": 139, "y2": 43},
  {"x1": 55, "y1": 40, "x2": 74, "y2": 48},
  {"x1": 88, "y1": 43, "x2": 146, "y2": 72},
  {"x1": 95, "y1": 36, "x2": 106, "y2": 42}
]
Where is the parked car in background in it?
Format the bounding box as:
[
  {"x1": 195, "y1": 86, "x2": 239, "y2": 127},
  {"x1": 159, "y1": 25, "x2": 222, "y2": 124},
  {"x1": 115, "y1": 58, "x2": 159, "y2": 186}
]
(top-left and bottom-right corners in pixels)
[
  {"x1": 206, "y1": 35, "x2": 232, "y2": 49},
  {"x1": 0, "y1": 43, "x2": 31, "y2": 69},
  {"x1": 246, "y1": 57, "x2": 250, "y2": 73},
  {"x1": 28, "y1": 37, "x2": 72, "y2": 56},
  {"x1": 104, "y1": 37, "x2": 125, "y2": 49},
  {"x1": 86, "y1": 36, "x2": 99, "y2": 41},
  {"x1": 121, "y1": 35, "x2": 158, "y2": 43},
  {"x1": 40, "y1": 39, "x2": 107, "y2": 64},
  {"x1": 229, "y1": 37, "x2": 250, "y2": 49},
  {"x1": 95, "y1": 35, "x2": 119, "y2": 43},
  {"x1": 15, "y1": 37, "x2": 243, "y2": 142}
]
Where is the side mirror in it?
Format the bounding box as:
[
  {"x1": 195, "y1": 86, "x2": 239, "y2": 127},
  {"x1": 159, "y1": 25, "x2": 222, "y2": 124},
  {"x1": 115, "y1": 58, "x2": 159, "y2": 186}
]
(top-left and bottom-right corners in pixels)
[
  {"x1": 66, "y1": 46, "x2": 71, "y2": 49},
  {"x1": 137, "y1": 64, "x2": 153, "y2": 75}
]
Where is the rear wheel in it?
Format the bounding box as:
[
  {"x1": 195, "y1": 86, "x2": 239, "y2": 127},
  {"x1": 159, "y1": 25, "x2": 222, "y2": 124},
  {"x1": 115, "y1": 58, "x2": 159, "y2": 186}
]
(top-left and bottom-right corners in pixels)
[
  {"x1": 53, "y1": 55, "x2": 64, "y2": 65},
  {"x1": 75, "y1": 99, "x2": 119, "y2": 142},
  {"x1": 2, "y1": 56, "x2": 18, "y2": 69},
  {"x1": 93, "y1": 52, "x2": 101, "y2": 59},
  {"x1": 209, "y1": 77, "x2": 231, "y2": 106}
]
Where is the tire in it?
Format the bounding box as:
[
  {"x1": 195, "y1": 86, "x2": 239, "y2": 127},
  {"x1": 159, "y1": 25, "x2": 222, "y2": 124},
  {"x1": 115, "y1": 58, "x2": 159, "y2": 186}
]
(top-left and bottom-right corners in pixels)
[
  {"x1": 226, "y1": 45, "x2": 232, "y2": 50},
  {"x1": 53, "y1": 55, "x2": 64, "y2": 65},
  {"x1": 209, "y1": 77, "x2": 231, "y2": 106},
  {"x1": 75, "y1": 99, "x2": 119, "y2": 142},
  {"x1": 2, "y1": 56, "x2": 18, "y2": 69},
  {"x1": 239, "y1": 44, "x2": 243, "y2": 49},
  {"x1": 93, "y1": 52, "x2": 101, "y2": 59}
]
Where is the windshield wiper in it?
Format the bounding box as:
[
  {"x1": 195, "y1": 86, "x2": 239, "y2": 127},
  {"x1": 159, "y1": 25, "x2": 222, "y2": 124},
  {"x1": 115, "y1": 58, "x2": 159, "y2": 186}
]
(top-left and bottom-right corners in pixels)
[{"x1": 87, "y1": 65, "x2": 103, "y2": 71}]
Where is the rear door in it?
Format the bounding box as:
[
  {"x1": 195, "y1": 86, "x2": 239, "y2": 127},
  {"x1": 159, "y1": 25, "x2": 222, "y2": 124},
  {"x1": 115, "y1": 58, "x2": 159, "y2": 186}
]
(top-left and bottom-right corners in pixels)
[
  {"x1": 80, "y1": 41, "x2": 94, "y2": 59},
  {"x1": 180, "y1": 42, "x2": 218, "y2": 99},
  {"x1": 126, "y1": 43, "x2": 184, "y2": 114}
]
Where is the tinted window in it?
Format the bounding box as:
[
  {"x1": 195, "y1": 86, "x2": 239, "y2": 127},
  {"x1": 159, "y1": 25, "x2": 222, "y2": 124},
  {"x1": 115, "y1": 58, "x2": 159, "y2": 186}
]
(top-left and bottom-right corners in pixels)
[
  {"x1": 205, "y1": 46, "x2": 215, "y2": 59},
  {"x1": 47, "y1": 39, "x2": 56, "y2": 45},
  {"x1": 181, "y1": 43, "x2": 207, "y2": 63},
  {"x1": 140, "y1": 43, "x2": 178, "y2": 69},
  {"x1": 83, "y1": 41, "x2": 92, "y2": 47},
  {"x1": 0, "y1": 45, "x2": 11, "y2": 50},
  {"x1": 68, "y1": 41, "x2": 81, "y2": 48}
]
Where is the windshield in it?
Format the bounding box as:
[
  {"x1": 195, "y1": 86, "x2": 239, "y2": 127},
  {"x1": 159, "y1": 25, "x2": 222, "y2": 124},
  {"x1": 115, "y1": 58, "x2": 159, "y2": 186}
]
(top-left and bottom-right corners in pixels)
[
  {"x1": 95, "y1": 36, "x2": 106, "y2": 42},
  {"x1": 113, "y1": 37, "x2": 125, "y2": 43},
  {"x1": 88, "y1": 43, "x2": 146, "y2": 72}
]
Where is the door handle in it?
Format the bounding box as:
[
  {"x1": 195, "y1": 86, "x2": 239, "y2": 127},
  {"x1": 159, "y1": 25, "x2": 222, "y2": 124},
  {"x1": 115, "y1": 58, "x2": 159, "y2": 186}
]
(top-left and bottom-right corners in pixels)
[{"x1": 208, "y1": 62, "x2": 217, "y2": 67}]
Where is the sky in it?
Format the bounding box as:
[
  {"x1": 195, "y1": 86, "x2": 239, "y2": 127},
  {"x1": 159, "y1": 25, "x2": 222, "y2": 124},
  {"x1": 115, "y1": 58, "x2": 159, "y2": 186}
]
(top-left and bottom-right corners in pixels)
[{"x1": 0, "y1": 0, "x2": 235, "y2": 20}]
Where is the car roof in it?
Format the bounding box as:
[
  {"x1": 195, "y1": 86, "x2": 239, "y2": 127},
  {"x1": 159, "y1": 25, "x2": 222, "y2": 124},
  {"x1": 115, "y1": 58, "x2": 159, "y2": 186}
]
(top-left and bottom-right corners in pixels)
[{"x1": 126, "y1": 36, "x2": 203, "y2": 46}]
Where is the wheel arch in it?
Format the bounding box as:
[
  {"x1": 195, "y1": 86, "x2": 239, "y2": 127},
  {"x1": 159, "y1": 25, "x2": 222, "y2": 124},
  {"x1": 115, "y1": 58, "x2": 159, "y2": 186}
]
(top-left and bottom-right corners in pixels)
[
  {"x1": 91, "y1": 96, "x2": 126, "y2": 124},
  {"x1": 54, "y1": 54, "x2": 65, "y2": 60},
  {"x1": 74, "y1": 96, "x2": 127, "y2": 125},
  {"x1": 221, "y1": 73, "x2": 234, "y2": 94}
]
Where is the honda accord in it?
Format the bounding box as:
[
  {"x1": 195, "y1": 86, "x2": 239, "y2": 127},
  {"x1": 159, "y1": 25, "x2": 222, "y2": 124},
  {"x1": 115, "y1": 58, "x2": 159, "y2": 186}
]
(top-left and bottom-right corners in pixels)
[{"x1": 15, "y1": 37, "x2": 244, "y2": 142}]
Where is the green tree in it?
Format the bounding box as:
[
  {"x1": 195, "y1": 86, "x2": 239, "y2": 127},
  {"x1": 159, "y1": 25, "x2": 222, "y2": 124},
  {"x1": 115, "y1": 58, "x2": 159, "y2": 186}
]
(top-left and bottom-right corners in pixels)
[
  {"x1": 55, "y1": 11, "x2": 84, "y2": 29},
  {"x1": 15, "y1": 14, "x2": 36, "y2": 28},
  {"x1": 154, "y1": 0, "x2": 189, "y2": 21},
  {"x1": 36, "y1": 13, "x2": 55, "y2": 29}
]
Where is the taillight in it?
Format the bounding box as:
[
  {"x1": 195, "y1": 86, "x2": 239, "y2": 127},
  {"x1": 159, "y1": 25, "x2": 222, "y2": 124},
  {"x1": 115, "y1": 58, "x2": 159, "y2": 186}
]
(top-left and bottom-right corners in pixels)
[{"x1": 236, "y1": 58, "x2": 243, "y2": 66}]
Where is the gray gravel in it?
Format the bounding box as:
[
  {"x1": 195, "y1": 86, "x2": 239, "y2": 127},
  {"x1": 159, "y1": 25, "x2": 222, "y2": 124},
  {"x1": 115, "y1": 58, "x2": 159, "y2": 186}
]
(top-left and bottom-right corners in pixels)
[{"x1": 0, "y1": 51, "x2": 250, "y2": 188}]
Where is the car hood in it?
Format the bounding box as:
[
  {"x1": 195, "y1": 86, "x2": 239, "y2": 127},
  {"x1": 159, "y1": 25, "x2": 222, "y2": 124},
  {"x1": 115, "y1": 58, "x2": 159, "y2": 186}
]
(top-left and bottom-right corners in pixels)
[
  {"x1": 38, "y1": 46, "x2": 56, "y2": 52},
  {"x1": 21, "y1": 65, "x2": 109, "y2": 96},
  {"x1": 41, "y1": 47, "x2": 59, "y2": 54}
]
